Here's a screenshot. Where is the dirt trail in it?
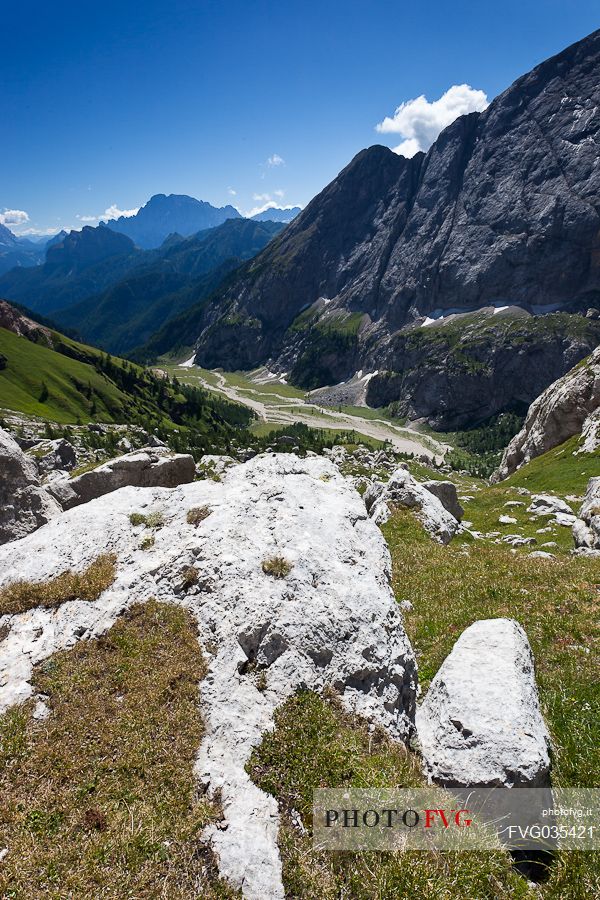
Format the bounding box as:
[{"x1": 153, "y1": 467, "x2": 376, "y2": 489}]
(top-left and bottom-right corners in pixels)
[{"x1": 183, "y1": 368, "x2": 446, "y2": 460}]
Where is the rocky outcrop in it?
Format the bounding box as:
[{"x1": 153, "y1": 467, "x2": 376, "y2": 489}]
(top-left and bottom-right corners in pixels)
[
  {"x1": 0, "y1": 427, "x2": 61, "y2": 545},
  {"x1": 572, "y1": 476, "x2": 600, "y2": 549},
  {"x1": 422, "y1": 480, "x2": 464, "y2": 521},
  {"x1": 192, "y1": 30, "x2": 600, "y2": 428},
  {"x1": 29, "y1": 438, "x2": 77, "y2": 474},
  {"x1": 495, "y1": 346, "x2": 600, "y2": 480},
  {"x1": 46, "y1": 447, "x2": 195, "y2": 509},
  {"x1": 0, "y1": 454, "x2": 417, "y2": 899},
  {"x1": 0, "y1": 299, "x2": 51, "y2": 341},
  {"x1": 365, "y1": 468, "x2": 460, "y2": 543},
  {"x1": 417, "y1": 618, "x2": 551, "y2": 788}
]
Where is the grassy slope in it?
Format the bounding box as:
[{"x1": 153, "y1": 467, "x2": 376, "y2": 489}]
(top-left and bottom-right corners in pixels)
[
  {"x1": 0, "y1": 601, "x2": 236, "y2": 898},
  {"x1": 0, "y1": 328, "x2": 255, "y2": 459},
  {"x1": 0, "y1": 328, "x2": 128, "y2": 423}
]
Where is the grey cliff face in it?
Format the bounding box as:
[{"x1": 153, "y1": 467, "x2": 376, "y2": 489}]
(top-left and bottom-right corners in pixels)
[{"x1": 192, "y1": 30, "x2": 600, "y2": 426}]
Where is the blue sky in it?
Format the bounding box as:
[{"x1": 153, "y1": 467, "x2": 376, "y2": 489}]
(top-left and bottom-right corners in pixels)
[{"x1": 2, "y1": 0, "x2": 599, "y2": 235}]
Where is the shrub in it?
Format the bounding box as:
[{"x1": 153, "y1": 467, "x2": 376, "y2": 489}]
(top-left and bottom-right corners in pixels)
[
  {"x1": 129, "y1": 511, "x2": 164, "y2": 528},
  {"x1": 187, "y1": 506, "x2": 211, "y2": 526},
  {"x1": 262, "y1": 556, "x2": 293, "y2": 579},
  {"x1": 181, "y1": 566, "x2": 199, "y2": 589}
]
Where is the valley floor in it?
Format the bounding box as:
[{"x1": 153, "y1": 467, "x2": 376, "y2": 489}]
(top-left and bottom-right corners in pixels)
[{"x1": 166, "y1": 362, "x2": 447, "y2": 460}]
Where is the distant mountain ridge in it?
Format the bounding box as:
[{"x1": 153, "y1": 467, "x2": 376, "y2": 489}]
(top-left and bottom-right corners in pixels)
[
  {"x1": 54, "y1": 219, "x2": 283, "y2": 354},
  {"x1": 104, "y1": 193, "x2": 242, "y2": 249},
  {"x1": 0, "y1": 219, "x2": 283, "y2": 354},
  {"x1": 0, "y1": 224, "x2": 46, "y2": 276}
]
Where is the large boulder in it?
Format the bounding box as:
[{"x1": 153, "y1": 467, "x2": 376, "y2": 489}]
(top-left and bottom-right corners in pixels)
[
  {"x1": 572, "y1": 476, "x2": 600, "y2": 550},
  {"x1": 366, "y1": 468, "x2": 460, "y2": 544},
  {"x1": 416, "y1": 618, "x2": 551, "y2": 788},
  {"x1": 417, "y1": 619, "x2": 550, "y2": 787},
  {"x1": 46, "y1": 447, "x2": 196, "y2": 509},
  {"x1": 494, "y1": 345, "x2": 600, "y2": 481},
  {"x1": 0, "y1": 427, "x2": 61, "y2": 545},
  {"x1": 0, "y1": 453, "x2": 416, "y2": 899},
  {"x1": 422, "y1": 480, "x2": 464, "y2": 521}
]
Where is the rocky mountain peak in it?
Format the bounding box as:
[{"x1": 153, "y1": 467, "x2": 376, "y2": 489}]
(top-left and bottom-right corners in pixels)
[
  {"x1": 190, "y1": 29, "x2": 600, "y2": 429},
  {"x1": 45, "y1": 225, "x2": 136, "y2": 272},
  {"x1": 105, "y1": 193, "x2": 242, "y2": 249}
]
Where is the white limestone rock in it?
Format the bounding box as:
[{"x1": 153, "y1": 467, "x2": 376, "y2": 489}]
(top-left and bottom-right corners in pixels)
[
  {"x1": 527, "y1": 494, "x2": 573, "y2": 517},
  {"x1": 0, "y1": 453, "x2": 416, "y2": 900},
  {"x1": 197, "y1": 454, "x2": 239, "y2": 477},
  {"x1": 367, "y1": 468, "x2": 460, "y2": 544},
  {"x1": 501, "y1": 535, "x2": 536, "y2": 547},
  {"x1": 0, "y1": 427, "x2": 61, "y2": 546},
  {"x1": 579, "y1": 406, "x2": 600, "y2": 454},
  {"x1": 554, "y1": 512, "x2": 576, "y2": 527},
  {"x1": 46, "y1": 447, "x2": 196, "y2": 510},
  {"x1": 572, "y1": 476, "x2": 600, "y2": 550},
  {"x1": 416, "y1": 618, "x2": 551, "y2": 787},
  {"x1": 422, "y1": 480, "x2": 464, "y2": 521},
  {"x1": 494, "y1": 345, "x2": 600, "y2": 481}
]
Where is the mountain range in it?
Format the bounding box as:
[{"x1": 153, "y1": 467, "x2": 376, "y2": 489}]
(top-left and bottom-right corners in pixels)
[
  {"x1": 0, "y1": 219, "x2": 283, "y2": 354},
  {"x1": 0, "y1": 195, "x2": 300, "y2": 276},
  {"x1": 0, "y1": 224, "x2": 46, "y2": 275},
  {"x1": 188, "y1": 29, "x2": 600, "y2": 429}
]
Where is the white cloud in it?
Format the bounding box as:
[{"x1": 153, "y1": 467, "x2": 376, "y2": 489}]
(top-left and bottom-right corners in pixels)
[
  {"x1": 0, "y1": 209, "x2": 30, "y2": 227},
  {"x1": 227, "y1": 187, "x2": 237, "y2": 196},
  {"x1": 274, "y1": 189, "x2": 285, "y2": 199},
  {"x1": 245, "y1": 195, "x2": 300, "y2": 218},
  {"x1": 77, "y1": 203, "x2": 139, "y2": 224},
  {"x1": 17, "y1": 226, "x2": 63, "y2": 237},
  {"x1": 266, "y1": 153, "x2": 285, "y2": 167},
  {"x1": 103, "y1": 204, "x2": 139, "y2": 220},
  {"x1": 376, "y1": 84, "x2": 488, "y2": 157}
]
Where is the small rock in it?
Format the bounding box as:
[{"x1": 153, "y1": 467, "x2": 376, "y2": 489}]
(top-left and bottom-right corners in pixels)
[
  {"x1": 553, "y1": 512, "x2": 576, "y2": 527},
  {"x1": 528, "y1": 494, "x2": 573, "y2": 517},
  {"x1": 501, "y1": 535, "x2": 536, "y2": 547},
  {"x1": 499, "y1": 515, "x2": 517, "y2": 525},
  {"x1": 368, "y1": 468, "x2": 460, "y2": 544}
]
